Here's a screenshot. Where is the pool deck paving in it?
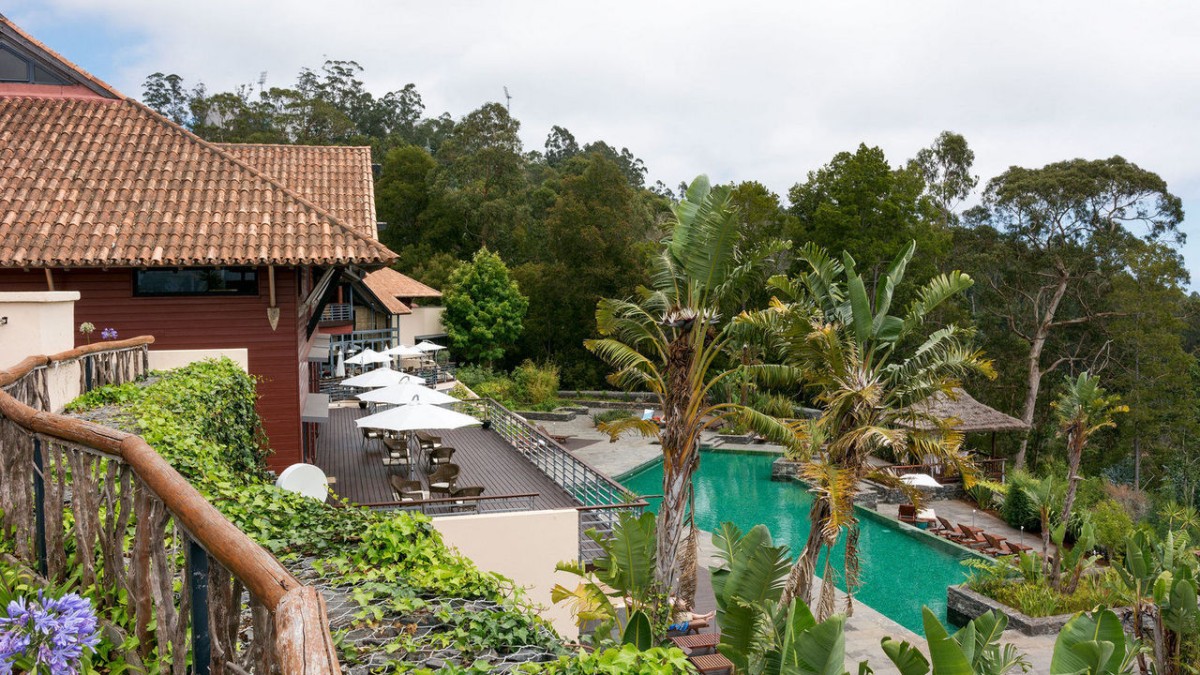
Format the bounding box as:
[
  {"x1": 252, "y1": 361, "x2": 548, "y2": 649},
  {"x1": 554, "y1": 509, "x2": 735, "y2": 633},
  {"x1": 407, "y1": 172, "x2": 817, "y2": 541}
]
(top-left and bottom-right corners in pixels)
[{"x1": 541, "y1": 407, "x2": 1056, "y2": 672}]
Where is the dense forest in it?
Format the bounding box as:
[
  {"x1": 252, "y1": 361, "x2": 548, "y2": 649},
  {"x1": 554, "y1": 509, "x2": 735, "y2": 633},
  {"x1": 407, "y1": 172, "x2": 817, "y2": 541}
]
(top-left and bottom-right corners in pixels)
[{"x1": 143, "y1": 61, "x2": 1200, "y2": 500}]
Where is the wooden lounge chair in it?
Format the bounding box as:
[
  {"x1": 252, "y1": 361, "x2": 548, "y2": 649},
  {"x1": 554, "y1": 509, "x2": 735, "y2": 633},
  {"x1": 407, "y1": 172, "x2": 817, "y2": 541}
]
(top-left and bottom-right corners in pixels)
[
  {"x1": 428, "y1": 464, "x2": 459, "y2": 497},
  {"x1": 935, "y1": 516, "x2": 968, "y2": 541},
  {"x1": 898, "y1": 504, "x2": 918, "y2": 525},
  {"x1": 980, "y1": 532, "x2": 1012, "y2": 556},
  {"x1": 450, "y1": 486, "x2": 485, "y2": 512},
  {"x1": 957, "y1": 525, "x2": 992, "y2": 549},
  {"x1": 689, "y1": 653, "x2": 734, "y2": 674},
  {"x1": 670, "y1": 633, "x2": 721, "y2": 655},
  {"x1": 1005, "y1": 541, "x2": 1034, "y2": 554},
  {"x1": 389, "y1": 476, "x2": 424, "y2": 502}
]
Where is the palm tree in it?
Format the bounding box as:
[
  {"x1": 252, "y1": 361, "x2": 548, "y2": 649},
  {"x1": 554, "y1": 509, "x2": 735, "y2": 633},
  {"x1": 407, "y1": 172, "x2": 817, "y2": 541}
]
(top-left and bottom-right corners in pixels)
[
  {"x1": 1050, "y1": 372, "x2": 1126, "y2": 585},
  {"x1": 744, "y1": 242, "x2": 994, "y2": 617},
  {"x1": 1022, "y1": 476, "x2": 1057, "y2": 577},
  {"x1": 585, "y1": 176, "x2": 802, "y2": 609}
]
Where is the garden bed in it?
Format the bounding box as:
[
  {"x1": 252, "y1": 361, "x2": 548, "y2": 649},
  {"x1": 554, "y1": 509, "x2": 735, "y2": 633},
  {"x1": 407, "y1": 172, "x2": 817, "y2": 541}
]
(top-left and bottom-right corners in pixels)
[{"x1": 947, "y1": 584, "x2": 1134, "y2": 636}]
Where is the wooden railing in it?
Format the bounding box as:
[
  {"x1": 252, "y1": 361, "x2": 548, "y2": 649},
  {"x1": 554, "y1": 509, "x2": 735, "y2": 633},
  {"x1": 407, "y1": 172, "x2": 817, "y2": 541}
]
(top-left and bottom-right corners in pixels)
[
  {"x1": 889, "y1": 457, "x2": 1007, "y2": 483},
  {"x1": 0, "y1": 338, "x2": 340, "y2": 674}
]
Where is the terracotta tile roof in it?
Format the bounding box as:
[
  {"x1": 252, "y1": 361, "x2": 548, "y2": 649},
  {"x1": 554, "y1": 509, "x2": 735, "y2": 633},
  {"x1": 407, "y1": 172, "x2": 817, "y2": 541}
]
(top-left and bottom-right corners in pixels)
[
  {"x1": 218, "y1": 144, "x2": 379, "y2": 240},
  {"x1": 361, "y1": 268, "x2": 441, "y2": 316},
  {"x1": 0, "y1": 96, "x2": 397, "y2": 268}
]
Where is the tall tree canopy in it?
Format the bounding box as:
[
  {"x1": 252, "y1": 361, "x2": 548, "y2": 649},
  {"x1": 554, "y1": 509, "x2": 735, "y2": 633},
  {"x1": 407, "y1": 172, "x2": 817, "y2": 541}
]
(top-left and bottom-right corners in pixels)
[{"x1": 442, "y1": 248, "x2": 529, "y2": 366}]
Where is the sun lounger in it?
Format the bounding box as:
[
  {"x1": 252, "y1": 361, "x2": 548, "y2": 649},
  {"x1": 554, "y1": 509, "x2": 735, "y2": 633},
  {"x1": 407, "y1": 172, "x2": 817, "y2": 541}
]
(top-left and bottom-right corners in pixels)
[
  {"x1": 980, "y1": 532, "x2": 1012, "y2": 556},
  {"x1": 671, "y1": 633, "x2": 720, "y2": 654},
  {"x1": 898, "y1": 504, "x2": 918, "y2": 525},
  {"x1": 935, "y1": 516, "x2": 968, "y2": 541},
  {"x1": 689, "y1": 653, "x2": 734, "y2": 674},
  {"x1": 956, "y1": 524, "x2": 993, "y2": 549}
]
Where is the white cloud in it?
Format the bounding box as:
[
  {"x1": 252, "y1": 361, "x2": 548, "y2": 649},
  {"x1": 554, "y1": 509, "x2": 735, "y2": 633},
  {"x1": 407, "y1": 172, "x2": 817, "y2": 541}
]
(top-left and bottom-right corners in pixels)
[{"x1": 12, "y1": 0, "x2": 1200, "y2": 278}]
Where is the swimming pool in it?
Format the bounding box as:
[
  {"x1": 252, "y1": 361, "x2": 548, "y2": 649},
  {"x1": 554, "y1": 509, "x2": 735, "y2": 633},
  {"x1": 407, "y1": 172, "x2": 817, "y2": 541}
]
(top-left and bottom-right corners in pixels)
[{"x1": 619, "y1": 450, "x2": 979, "y2": 634}]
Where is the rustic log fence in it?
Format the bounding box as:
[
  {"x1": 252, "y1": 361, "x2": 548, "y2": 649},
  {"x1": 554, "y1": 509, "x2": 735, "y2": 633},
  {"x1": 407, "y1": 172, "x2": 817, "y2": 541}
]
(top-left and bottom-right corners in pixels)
[{"x1": 0, "y1": 337, "x2": 341, "y2": 674}]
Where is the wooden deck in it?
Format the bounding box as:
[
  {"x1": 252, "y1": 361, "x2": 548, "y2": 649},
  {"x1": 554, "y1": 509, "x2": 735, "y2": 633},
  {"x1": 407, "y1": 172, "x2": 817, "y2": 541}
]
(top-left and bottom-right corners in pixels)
[{"x1": 314, "y1": 406, "x2": 579, "y2": 511}]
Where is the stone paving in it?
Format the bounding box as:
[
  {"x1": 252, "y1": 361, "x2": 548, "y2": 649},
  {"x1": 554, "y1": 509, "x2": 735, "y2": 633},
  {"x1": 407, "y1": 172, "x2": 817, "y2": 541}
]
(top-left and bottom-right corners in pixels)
[{"x1": 541, "y1": 407, "x2": 1058, "y2": 672}]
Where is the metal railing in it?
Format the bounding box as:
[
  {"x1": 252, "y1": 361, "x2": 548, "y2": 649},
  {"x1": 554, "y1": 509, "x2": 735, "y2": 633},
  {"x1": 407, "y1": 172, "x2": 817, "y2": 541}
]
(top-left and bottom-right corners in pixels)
[
  {"x1": 320, "y1": 302, "x2": 354, "y2": 323},
  {"x1": 357, "y1": 492, "x2": 540, "y2": 516},
  {"x1": 456, "y1": 398, "x2": 646, "y2": 562},
  {"x1": 0, "y1": 338, "x2": 340, "y2": 673}
]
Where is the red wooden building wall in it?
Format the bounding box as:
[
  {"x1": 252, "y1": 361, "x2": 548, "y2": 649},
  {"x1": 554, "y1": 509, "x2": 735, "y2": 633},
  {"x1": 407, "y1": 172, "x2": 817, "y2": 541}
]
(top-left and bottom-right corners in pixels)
[{"x1": 0, "y1": 267, "x2": 308, "y2": 469}]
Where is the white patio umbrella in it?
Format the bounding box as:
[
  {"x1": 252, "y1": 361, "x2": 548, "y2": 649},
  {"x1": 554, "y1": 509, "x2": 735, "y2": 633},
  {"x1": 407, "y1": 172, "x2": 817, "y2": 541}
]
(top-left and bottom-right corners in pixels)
[
  {"x1": 900, "y1": 473, "x2": 943, "y2": 489},
  {"x1": 356, "y1": 383, "x2": 458, "y2": 406},
  {"x1": 334, "y1": 348, "x2": 346, "y2": 378},
  {"x1": 345, "y1": 348, "x2": 390, "y2": 366},
  {"x1": 354, "y1": 402, "x2": 480, "y2": 433},
  {"x1": 415, "y1": 340, "x2": 447, "y2": 352},
  {"x1": 341, "y1": 367, "x2": 423, "y2": 389},
  {"x1": 383, "y1": 344, "x2": 425, "y2": 359}
]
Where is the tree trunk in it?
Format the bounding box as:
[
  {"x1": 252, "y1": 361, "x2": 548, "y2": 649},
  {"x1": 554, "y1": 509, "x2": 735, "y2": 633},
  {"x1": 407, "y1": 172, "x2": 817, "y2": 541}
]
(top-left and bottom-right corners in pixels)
[
  {"x1": 1015, "y1": 273, "x2": 1070, "y2": 469},
  {"x1": 655, "y1": 330, "x2": 700, "y2": 604},
  {"x1": 1052, "y1": 429, "x2": 1084, "y2": 589},
  {"x1": 780, "y1": 499, "x2": 831, "y2": 610}
]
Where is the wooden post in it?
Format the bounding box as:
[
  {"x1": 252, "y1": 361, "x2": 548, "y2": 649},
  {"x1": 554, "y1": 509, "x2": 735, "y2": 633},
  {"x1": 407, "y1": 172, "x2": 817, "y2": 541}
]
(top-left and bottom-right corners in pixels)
[{"x1": 274, "y1": 587, "x2": 341, "y2": 673}]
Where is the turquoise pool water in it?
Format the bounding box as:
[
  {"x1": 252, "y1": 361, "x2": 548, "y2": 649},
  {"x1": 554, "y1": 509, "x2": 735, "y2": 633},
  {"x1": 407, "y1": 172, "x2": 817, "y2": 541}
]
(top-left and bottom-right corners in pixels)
[{"x1": 620, "y1": 451, "x2": 977, "y2": 634}]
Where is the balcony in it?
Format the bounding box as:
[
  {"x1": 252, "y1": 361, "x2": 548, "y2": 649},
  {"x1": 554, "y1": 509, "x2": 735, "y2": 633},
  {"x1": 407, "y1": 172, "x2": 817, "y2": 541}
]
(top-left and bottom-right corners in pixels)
[{"x1": 319, "y1": 302, "x2": 354, "y2": 325}]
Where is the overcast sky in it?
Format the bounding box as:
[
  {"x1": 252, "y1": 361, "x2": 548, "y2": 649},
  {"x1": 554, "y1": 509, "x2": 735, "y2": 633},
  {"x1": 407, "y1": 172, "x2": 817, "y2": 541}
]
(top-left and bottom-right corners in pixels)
[{"x1": 10, "y1": 0, "x2": 1200, "y2": 285}]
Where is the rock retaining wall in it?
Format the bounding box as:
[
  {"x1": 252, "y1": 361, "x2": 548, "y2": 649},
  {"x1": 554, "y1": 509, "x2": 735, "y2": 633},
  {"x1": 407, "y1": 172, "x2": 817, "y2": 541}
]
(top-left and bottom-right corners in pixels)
[
  {"x1": 947, "y1": 584, "x2": 1135, "y2": 635},
  {"x1": 771, "y1": 458, "x2": 880, "y2": 509}
]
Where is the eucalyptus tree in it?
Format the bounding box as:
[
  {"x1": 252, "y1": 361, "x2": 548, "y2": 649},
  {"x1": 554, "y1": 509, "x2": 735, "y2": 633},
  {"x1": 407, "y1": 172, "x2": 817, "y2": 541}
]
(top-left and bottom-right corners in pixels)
[
  {"x1": 974, "y1": 157, "x2": 1182, "y2": 468},
  {"x1": 744, "y1": 242, "x2": 993, "y2": 617},
  {"x1": 585, "y1": 176, "x2": 801, "y2": 608}
]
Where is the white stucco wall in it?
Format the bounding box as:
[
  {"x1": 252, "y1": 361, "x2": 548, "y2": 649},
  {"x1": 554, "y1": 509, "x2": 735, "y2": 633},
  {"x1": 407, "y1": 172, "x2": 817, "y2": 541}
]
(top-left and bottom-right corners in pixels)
[
  {"x1": 148, "y1": 348, "x2": 249, "y2": 372},
  {"x1": 398, "y1": 306, "x2": 445, "y2": 346},
  {"x1": 0, "y1": 291, "x2": 80, "y2": 359},
  {"x1": 432, "y1": 509, "x2": 580, "y2": 637}
]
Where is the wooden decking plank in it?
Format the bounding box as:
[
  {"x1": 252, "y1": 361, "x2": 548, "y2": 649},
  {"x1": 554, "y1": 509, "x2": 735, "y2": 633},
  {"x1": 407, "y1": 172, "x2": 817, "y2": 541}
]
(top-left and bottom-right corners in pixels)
[{"x1": 313, "y1": 406, "x2": 579, "y2": 510}]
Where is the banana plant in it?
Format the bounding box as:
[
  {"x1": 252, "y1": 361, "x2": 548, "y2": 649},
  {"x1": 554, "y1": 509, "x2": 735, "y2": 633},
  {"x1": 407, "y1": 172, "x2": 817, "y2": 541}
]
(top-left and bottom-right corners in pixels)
[
  {"x1": 1049, "y1": 517, "x2": 1098, "y2": 595},
  {"x1": 880, "y1": 608, "x2": 1029, "y2": 675},
  {"x1": 710, "y1": 522, "x2": 868, "y2": 675},
  {"x1": 1048, "y1": 609, "x2": 1139, "y2": 675},
  {"x1": 1112, "y1": 530, "x2": 1199, "y2": 675},
  {"x1": 551, "y1": 512, "x2": 668, "y2": 646}
]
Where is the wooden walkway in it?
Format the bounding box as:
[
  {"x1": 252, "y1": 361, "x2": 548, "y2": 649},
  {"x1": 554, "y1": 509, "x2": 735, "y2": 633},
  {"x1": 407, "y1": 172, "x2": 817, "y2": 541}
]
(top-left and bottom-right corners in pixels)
[{"x1": 314, "y1": 406, "x2": 579, "y2": 511}]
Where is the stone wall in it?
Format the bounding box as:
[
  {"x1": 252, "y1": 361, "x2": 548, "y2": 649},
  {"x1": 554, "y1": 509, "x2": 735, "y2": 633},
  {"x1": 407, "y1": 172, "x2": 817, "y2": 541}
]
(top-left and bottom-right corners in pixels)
[
  {"x1": 771, "y1": 458, "x2": 880, "y2": 509},
  {"x1": 870, "y1": 480, "x2": 965, "y2": 504},
  {"x1": 947, "y1": 584, "x2": 1135, "y2": 635}
]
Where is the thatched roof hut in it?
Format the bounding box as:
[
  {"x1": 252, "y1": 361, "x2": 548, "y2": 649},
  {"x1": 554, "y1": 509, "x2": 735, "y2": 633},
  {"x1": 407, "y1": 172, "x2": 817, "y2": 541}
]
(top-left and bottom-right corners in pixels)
[{"x1": 906, "y1": 388, "x2": 1028, "y2": 433}]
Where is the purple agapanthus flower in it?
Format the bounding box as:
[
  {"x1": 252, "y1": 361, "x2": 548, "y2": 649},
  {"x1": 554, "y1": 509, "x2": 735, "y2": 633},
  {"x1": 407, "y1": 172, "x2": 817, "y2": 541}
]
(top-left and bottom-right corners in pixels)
[
  {"x1": 99, "y1": 327, "x2": 118, "y2": 341},
  {"x1": 0, "y1": 591, "x2": 99, "y2": 674}
]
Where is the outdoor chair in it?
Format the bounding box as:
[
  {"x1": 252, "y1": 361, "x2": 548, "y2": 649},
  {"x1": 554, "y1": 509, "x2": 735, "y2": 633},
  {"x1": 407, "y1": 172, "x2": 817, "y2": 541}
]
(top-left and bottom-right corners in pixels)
[
  {"x1": 360, "y1": 427, "x2": 382, "y2": 450},
  {"x1": 428, "y1": 446, "x2": 456, "y2": 469},
  {"x1": 389, "y1": 476, "x2": 424, "y2": 502},
  {"x1": 981, "y1": 532, "x2": 1013, "y2": 556},
  {"x1": 416, "y1": 431, "x2": 442, "y2": 450},
  {"x1": 428, "y1": 464, "x2": 460, "y2": 497},
  {"x1": 956, "y1": 524, "x2": 992, "y2": 549},
  {"x1": 897, "y1": 504, "x2": 918, "y2": 525},
  {"x1": 450, "y1": 486, "x2": 485, "y2": 512}
]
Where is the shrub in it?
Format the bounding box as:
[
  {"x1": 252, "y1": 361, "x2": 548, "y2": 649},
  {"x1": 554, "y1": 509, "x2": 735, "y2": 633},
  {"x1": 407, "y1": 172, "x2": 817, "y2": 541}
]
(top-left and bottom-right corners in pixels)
[
  {"x1": 966, "y1": 480, "x2": 1007, "y2": 510},
  {"x1": 1091, "y1": 499, "x2": 1134, "y2": 558},
  {"x1": 1002, "y1": 471, "x2": 1042, "y2": 532},
  {"x1": 455, "y1": 364, "x2": 499, "y2": 388},
  {"x1": 513, "y1": 360, "x2": 560, "y2": 406},
  {"x1": 593, "y1": 409, "x2": 635, "y2": 428},
  {"x1": 448, "y1": 383, "x2": 475, "y2": 400},
  {"x1": 474, "y1": 375, "x2": 517, "y2": 403},
  {"x1": 1104, "y1": 481, "x2": 1150, "y2": 522}
]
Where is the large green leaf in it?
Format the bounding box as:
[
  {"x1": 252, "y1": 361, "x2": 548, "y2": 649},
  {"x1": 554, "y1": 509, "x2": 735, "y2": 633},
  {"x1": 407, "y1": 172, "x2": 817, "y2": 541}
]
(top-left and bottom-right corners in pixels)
[
  {"x1": 843, "y1": 253, "x2": 873, "y2": 346},
  {"x1": 589, "y1": 511, "x2": 656, "y2": 600},
  {"x1": 1049, "y1": 610, "x2": 1127, "y2": 675},
  {"x1": 792, "y1": 613, "x2": 848, "y2": 675},
  {"x1": 881, "y1": 638, "x2": 930, "y2": 675},
  {"x1": 621, "y1": 609, "x2": 654, "y2": 650},
  {"x1": 921, "y1": 607, "x2": 974, "y2": 675}
]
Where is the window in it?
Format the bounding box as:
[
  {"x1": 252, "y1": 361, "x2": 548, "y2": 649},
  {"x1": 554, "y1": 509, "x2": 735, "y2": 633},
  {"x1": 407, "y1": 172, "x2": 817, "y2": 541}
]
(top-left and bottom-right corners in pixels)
[
  {"x1": 134, "y1": 268, "x2": 259, "y2": 296},
  {"x1": 0, "y1": 43, "x2": 70, "y2": 85}
]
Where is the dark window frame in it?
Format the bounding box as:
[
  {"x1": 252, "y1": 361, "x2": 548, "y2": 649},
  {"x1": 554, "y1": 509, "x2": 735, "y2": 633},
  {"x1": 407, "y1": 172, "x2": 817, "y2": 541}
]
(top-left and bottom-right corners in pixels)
[
  {"x1": 0, "y1": 42, "x2": 71, "y2": 85},
  {"x1": 132, "y1": 267, "x2": 260, "y2": 297}
]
